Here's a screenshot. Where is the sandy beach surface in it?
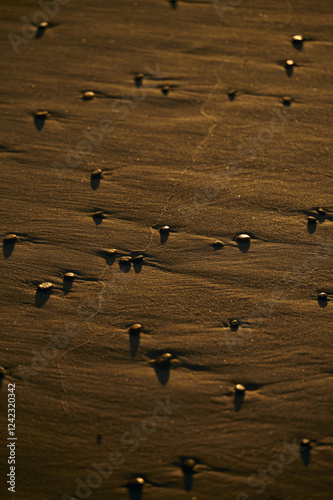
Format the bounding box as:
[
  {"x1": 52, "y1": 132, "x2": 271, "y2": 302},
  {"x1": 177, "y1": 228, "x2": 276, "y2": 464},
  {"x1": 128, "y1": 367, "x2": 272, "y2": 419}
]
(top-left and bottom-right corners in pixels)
[{"x1": 1, "y1": 0, "x2": 332, "y2": 499}]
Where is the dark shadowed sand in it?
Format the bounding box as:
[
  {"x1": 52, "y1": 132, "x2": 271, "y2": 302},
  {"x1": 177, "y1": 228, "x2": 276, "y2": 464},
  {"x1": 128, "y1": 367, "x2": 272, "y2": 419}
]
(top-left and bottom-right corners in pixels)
[{"x1": 0, "y1": 0, "x2": 333, "y2": 499}]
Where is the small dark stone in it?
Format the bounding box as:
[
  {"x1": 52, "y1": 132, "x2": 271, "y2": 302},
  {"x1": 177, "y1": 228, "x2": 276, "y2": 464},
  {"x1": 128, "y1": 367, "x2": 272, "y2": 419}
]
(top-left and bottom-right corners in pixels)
[
  {"x1": 91, "y1": 168, "x2": 102, "y2": 178},
  {"x1": 92, "y1": 211, "x2": 104, "y2": 218},
  {"x1": 282, "y1": 96, "x2": 292, "y2": 106},
  {"x1": 182, "y1": 458, "x2": 196, "y2": 473},
  {"x1": 318, "y1": 292, "x2": 328, "y2": 301},
  {"x1": 160, "y1": 225, "x2": 170, "y2": 234},
  {"x1": 129, "y1": 323, "x2": 142, "y2": 334},
  {"x1": 38, "y1": 282, "x2": 53, "y2": 292},
  {"x1": 134, "y1": 73, "x2": 145, "y2": 88},
  {"x1": 234, "y1": 384, "x2": 246, "y2": 394},
  {"x1": 154, "y1": 353, "x2": 173, "y2": 367},
  {"x1": 161, "y1": 86, "x2": 170, "y2": 96},
  {"x1": 127, "y1": 477, "x2": 145, "y2": 490},
  {"x1": 227, "y1": 89, "x2": 237, "y2": 100},
  {"x1": 230, "y1": 319, "x2": 239, "y2": 329},
  {"x1": 64, "y1": 272, "x2": 75, "y2": 281},
  {"x1": 4, "y1": 234, "x2": 18, "y2": 243},
  {"x1": 300, "y1": 438, "x2": 311, "y2": 449},
  {"x1": 83, "y1": 91, "x2": 95, "y2": 100},
  {"x1": 307, "y1": 216, "x2": 317, "y2": 225}
]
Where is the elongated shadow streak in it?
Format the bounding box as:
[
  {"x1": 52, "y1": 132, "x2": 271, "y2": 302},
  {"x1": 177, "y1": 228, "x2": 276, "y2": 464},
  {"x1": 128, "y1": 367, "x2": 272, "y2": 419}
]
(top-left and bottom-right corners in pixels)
[
  {"x1": 129, "y1": 333, "x2": 140, "y2": 357},
  {"x1": 3, "y1": 241, "x2": 15, "y2": 259},
  {"x1": 154, "y1": 365, "x2": 170, "y2": 385},
  {"x1": 234, "y1": 392, "x2": 245, "y2": 412},
  {"x1": 35, "y1": 289, "x2": 51, "y2": 308}
]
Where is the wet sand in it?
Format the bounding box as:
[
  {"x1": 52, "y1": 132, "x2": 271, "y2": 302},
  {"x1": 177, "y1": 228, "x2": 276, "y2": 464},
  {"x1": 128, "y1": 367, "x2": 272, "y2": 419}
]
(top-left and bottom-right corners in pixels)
[{"x1": 0, "y1": 0, "x2": 333, "y2": 499}]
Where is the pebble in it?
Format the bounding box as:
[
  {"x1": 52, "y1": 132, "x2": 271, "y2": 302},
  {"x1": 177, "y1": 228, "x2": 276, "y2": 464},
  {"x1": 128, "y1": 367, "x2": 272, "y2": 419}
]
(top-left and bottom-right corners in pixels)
[
  {"x1": 133, "y1": 254, "x2": 144, "y2": 263},
  {"x1": 107, "y1": 249, "x2": 117, "y2": 256},
  {"x1": 236, "y1": 234, "x2": 250, "y2": 242},
  {"x1": 160, "y1": 225, "x2": 170, "y2": 234},
  {"x1": 83, "y1": 91, "x2": 95, "y2": 100},
  {"x1": 282, "y1": 96, "x2": 292, "y2": 106},
  {"x1": 134, "y1": 73, "x2": 145, "y2": 88},
  {"x1": 212, "y1": 240, "x2": 223, "y2": 248},
  {"x1": 182, "y1": 458, "x2": 196, "y2": 473},
  {"x1": 92, "y1": 211, "x2": 104, "y2": 218},
  {"x1": 300, "y1": 438, "x2": 311, "y2": 449},
  {"x1": 317, "y1": 207, "x2": 326, "y2": 216},
  {"x1": 318, "y1": 292, "x2": 328, "y2": 301},
  {"x1": 129, "y1": 323, "x2": 142, "y2": 334},
  {"x1": 35, "y1": 110, "x2": 48, "y2": 119},
  {"x1": 154, "y1": 353, "x2": 173, "y2": 367},
  {"x1": 234, "y1": 384, "x2": 246, "y2": 394},
  {"x1": 227, "y1": 89, "x2": 237, "y2": 99},
  {"x1": 38, "y1": 282, "x2": 53, "y2": 292},
  {"x1": 127, "y1": 477, "x2": 145, "y2": 489},
  {"x1": 161, "y1": 86, "x2": 170, "y2": 96},
  {"x1": 292, "y1": 35, "x2": 304, "y2": 47},
  {"x1": 91, "y1": 168, "x2": 102, "y2": 178},
  {"x1": 307, "y1": 216, "x2": 317, "y2": 225},
  {"x1": 64, "y1": 272, "x2": 75, "y2": 280},
  {"x1": 4, "y1": 234, "x2": 18, "y2": 243},
  {"x1": 119, "y1": 256, "x2": 132, "y2": 264},
  {"x1": 230, "y1": 319, "x2": 239, "y2": 328}
]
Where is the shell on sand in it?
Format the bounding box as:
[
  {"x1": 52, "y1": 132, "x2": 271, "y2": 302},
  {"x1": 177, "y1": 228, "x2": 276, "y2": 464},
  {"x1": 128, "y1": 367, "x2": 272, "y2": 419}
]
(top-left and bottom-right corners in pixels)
[
  {"x1": 107, "y1": 249, "x2": 117, "y2": 256},
  {"x1": 64, "y1": 272, "x2": 75, "y2": 280},
  {"x1": 282, "y1": 96, "x2": 292, "y2": 106},
  {"x1": 234, "y1": 384, "x2": 246, "y2": 394},
  {"x1": 91, "y1": 168, "x2": 102, "y2": 178},
  {"x1": 35, "y1": 110, "x2": 48, "y2": 119},
  {"x1": 318, "y1": 292, "x2": 328, "y2": 301},
  {"x1": 83, "y1": 91, "x2": 95, "y2": 100},
  {"x1": 307, "y1": 216, "x2": 317, "y2": 224},
  {"x1": 127, "y1": 477, "x2": 145, "y2": 489},
  {"x1": 236, "y1": 234, "x2": 250, "y2": 242},
  {"x1": 128, "y1": 323, "x2": 142, "y2": 334},
  {"x1": 133, "y1": 254, "x2": 144, "y2": 262},
  {"x1": 285, "y1": 59, "x2": 295, "y2": 67},
  {"x1": 182, "y1": 458, "x2": 196, "y2": 472},
  {"x1": 38, "y1": 282, "x2": 53, "y2": 292},
  {"x1": 300, "y1": 438, "x2": 311, "y2": 449},
  {"x1": 154, "y1": 352, "x2": 173, "y2": 367},
  {"x1": 292, "y1": 35, "x2": 303, "y2": 42},
  {"x1": 317, "y1": 207, "x2": 326, "y2": 216},
  {"x1": 4, "y1": 234, "x2": 18, "y2": 243},
  {"x1": 119, "y1": 256, "x2": 132, "y2": 264},
  {"x1": 230, "y1": 319, "x2": 239, "y2": 328},
  {"x1": 160, "y1": 225, "x2": 170, "y2": 234},
  {"x1": 38, "y1": 22, "x2": 48, "y2": 29}
]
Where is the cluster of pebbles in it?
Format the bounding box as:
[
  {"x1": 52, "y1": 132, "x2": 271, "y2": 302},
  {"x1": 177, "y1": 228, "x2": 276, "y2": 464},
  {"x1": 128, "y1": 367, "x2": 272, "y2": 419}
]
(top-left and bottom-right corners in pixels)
[{"x1": 4, "y1": 22, "x2": 327, "y2": 494}]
